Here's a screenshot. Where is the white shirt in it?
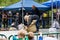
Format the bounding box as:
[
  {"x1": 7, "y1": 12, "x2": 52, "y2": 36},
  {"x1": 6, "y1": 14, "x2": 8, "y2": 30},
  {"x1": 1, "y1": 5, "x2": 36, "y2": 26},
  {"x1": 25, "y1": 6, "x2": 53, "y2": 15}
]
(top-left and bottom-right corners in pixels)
[
  {"x1": 24, "y1": 15, "x2": 30, "y2": 21},
  {"x1": 51, "y1": 20, "x2": 60, "y2": 28},
  {"x1": 43, "y1": 37, "x2": 57, "y2": 40},
  {"x1": 17, "y1": 23, "x2": 24, "y2": 30}
]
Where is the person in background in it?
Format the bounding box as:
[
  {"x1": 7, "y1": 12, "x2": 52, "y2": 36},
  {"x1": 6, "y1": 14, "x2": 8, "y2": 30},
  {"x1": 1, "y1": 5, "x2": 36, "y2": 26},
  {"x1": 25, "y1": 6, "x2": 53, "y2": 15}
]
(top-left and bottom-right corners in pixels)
[
  {"x1": 15, "y1": 12, "x2": 20, "y2": 29},
  {"x1": 56, "y1": 11, "x2": 60, "y2": 24},
  {"x1": 28, "y1": 32, "x2": 42, "y2": 40},
  {"x1": 0, "y1": 12, "x2": 2, "y2": 28},
  {"x1": 2, "y1": 11, "x2": 8, "y2": 28},
  {"x1": 28, "y1": 32, "x2": 34, "y2": 40},
  {"x1": 24, "y1": 12, "x2": 30, "y2": 26},
  {"x1": 51, "y1": 17, "x2": 60, "y2": 29},
  {"x1": 8, "y1": 11, "x2": 12, "y2": 26},
  {"x1": 53, "y1": 12, "x2": 57, "y2": 19},
  {"x1": 13, "y1": 29, "x2": 27, "y2": 40},
  {"x1": 42, "y1": 12, "x2": 48, "y2": 28}
]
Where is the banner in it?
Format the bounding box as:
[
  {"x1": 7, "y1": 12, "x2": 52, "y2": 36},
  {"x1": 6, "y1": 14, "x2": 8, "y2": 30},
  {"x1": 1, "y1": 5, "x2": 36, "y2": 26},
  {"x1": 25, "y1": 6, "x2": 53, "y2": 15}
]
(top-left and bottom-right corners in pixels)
[{"x1": 0, "y1": 31, "x2": 18, "y2": 40}]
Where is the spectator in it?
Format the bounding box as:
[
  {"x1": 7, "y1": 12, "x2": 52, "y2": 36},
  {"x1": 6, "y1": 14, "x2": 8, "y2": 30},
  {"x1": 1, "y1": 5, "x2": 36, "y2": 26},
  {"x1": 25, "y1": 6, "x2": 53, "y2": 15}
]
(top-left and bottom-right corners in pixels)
[
  {"x1": 27, "y1": 32, "x2": 42, "y2": 40},
  {"x1": 2, "y1": 12, "x2": 8, "y2": 28},
  {"x1": 8, "y1": 11, "x2": 12, "y2": 26},
  {"x1": 53, "y1": 12, "x2": 57, "y2": 19},
  {"x1": 51, "y1": 19, "x2": 60, "y2": 29},
  {"x1": 24, "y1": 12, "x2": 30, "y2": 26},
  {"x1": 57, "y1": 12, "x2": 60, "y2": 24},
  {"x1": 38, "y1": 32, "x2": 43, "y2": 40},
  {"x1": 15, "y1": 12, "x2": 20, "y2": 29},
  {"x1": 28, "y1": 32, "x2": 34, "y2": 40},
  {"x1": 13, "y1": 29, "x2": 27, "y2": 40},
  {"x1": 42, "y1": 12, "x2": 48, "y2": 28},
  {"x1": 0, "y1": 12, "x2": 2, "y2": 28},
  {"x1": 18, "y1": 29, "x2": 27, "y2": 38}
]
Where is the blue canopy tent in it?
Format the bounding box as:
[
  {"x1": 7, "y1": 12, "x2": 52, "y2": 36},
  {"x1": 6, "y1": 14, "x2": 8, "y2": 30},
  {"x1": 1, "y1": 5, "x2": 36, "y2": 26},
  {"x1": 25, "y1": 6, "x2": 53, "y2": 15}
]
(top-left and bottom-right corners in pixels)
[
  {"x1": 42, "y1": 0, "x2": 60, "y2": 26},
  {"x1": 4, "y1": 0, "x2": 49, "y2": 10},
  {"x1": 42, "y1": 0, "x2": 60, "y2": 8}
]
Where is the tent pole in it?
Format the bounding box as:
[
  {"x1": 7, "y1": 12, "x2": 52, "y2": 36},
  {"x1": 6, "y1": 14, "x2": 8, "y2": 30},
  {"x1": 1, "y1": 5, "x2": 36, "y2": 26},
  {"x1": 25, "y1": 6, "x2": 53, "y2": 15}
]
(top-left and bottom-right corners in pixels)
[
  {"x1": 22, "y1": 0, "x2": 24, "y2": 24},
  {"x1": 56, "y1": 0, "x2": 58, "y2": 21},
  {"x1": 56, "y1": 0, "x2": 58, "y2": 12},
  {"x1": 51, "y1": 0, "x2": 53, "y2": 25}
]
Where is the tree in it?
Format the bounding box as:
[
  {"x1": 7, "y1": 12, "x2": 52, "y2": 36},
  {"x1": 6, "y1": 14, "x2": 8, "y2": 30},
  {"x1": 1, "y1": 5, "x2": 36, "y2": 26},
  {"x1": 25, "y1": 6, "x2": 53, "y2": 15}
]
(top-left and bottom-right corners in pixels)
[
  {"x1": 0, "y1": 0, "x2": 3, "y2": 4},
  {"x1": 0, "y1": 0, "x2": 20, "y2": 6},
  {"x1": 34, "y1": 0, "x2": 48, "y2": 3}
]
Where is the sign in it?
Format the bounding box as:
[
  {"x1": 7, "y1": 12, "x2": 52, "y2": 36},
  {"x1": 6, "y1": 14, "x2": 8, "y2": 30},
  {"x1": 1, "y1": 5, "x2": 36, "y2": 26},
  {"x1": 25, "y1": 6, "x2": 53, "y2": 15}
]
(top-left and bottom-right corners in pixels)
[{"x1": 0, "y1": 31, "x2": 18, "y2": 40}]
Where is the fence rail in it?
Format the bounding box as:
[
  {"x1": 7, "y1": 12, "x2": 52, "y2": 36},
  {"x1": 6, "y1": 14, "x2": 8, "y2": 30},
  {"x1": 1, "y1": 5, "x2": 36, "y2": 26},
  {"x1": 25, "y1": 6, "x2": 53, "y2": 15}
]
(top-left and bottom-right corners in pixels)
[
  {"x1": 0, "y1": 32, "x2": 60, "y2": 40},
  {"x1": 8, "y1": 32, "x2": 60, "y2": 40}
]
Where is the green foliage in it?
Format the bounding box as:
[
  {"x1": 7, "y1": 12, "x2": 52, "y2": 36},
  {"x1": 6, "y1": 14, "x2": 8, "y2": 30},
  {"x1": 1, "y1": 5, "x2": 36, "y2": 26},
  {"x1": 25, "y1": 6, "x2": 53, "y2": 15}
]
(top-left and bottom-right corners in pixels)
[
  {"x1": 34, "y1": 0, "x2": 48, "y2": 3},
  {"x1": 0, "y1": 0, "x2": 48, "y2": 6},
  {"x1": 0, "y1": 0, "x2": 20, "y2": 6}
]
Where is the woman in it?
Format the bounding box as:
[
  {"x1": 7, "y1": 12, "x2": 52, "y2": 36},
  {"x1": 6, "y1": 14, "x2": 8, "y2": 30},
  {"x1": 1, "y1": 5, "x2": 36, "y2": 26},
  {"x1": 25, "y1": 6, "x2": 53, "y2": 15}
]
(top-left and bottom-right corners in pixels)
[
  {"x1": 13, "y1": 29, "x2": 27, "y2": 40},
  {"x1": 28, "y1": 32, "x2": 34, "y2": 40}
]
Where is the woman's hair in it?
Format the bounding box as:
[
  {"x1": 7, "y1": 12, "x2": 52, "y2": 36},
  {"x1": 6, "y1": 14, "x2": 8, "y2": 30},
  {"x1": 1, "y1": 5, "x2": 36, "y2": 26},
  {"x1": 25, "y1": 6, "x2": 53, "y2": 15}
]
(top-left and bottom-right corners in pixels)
[
  {"x1": 18, "y1": 29, "x2": 27, "y2": 38},
  {"x1": 28, "y1": 32, "x2": 34, "y2": 40}
]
